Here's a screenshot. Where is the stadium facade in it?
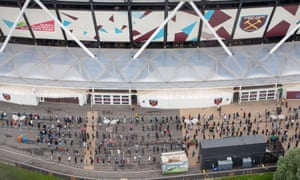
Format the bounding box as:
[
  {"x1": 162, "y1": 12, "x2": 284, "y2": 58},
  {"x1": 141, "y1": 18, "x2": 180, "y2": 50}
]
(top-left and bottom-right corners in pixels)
[{"x1": 0, "y1": 0, "x2": 299, "y2": 108}]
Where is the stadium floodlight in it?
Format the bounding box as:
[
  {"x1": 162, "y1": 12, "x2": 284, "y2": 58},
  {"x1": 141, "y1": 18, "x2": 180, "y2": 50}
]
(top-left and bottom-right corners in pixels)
[
  {"x1": 269, "y1": 22, "x2": 300, "y2": 54},
  {"x1": 188, "y1": 1, "x2": 233, "y2": 56},
  {"x1": 133, "y1": 0, "x2": 185, "y2": 60},
  {"x1": 0, "y1": 0, "x2": 96, "y2": 59}
]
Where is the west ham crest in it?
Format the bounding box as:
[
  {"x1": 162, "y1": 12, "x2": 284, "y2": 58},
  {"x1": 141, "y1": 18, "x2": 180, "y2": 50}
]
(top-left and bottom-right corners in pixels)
[
  {"x1": 214, "y1": 97, "x2": 223, "y2": 105},
  {"x1": 149, "y1": 99, "x2": 158, "y2": 106},
  {"x1": 240, "y1": 15, "x2": 267, "y2": 32},
  {"x1": 2, "y1": 93, "x2": 11, "y2": 101}
]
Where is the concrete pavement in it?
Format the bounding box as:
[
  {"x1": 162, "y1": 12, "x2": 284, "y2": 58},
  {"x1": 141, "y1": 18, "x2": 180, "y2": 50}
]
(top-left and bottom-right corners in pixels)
[{"x1": 0, "y1": 100, "x2": 299, "y2": 179}]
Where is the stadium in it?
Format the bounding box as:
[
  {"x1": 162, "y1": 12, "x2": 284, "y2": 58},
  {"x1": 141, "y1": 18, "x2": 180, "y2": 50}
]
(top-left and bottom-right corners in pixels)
[
  {"x1": 0, "y1": 0, "x2": 299, "y2": 179},
  {"x1": 0, "y1": 0, "x2": 299, "y2": 108}
]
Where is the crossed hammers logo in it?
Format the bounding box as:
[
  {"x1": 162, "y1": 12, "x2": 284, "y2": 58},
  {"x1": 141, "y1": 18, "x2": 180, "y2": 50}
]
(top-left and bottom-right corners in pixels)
[{"x1": 244, "y1": 19, "x2": 262, "y2": 31}]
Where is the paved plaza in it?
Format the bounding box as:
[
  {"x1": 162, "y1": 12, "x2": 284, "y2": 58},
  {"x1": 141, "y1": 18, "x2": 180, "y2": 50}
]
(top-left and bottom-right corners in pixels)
[{"x1": 0, "y1": 99, "x2": 299, "y2": 179}]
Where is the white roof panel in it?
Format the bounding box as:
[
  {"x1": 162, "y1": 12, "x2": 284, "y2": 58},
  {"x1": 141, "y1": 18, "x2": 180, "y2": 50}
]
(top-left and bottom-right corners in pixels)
[{"x1": 0, "y1": 41, "x2": 299, "y2": 89}]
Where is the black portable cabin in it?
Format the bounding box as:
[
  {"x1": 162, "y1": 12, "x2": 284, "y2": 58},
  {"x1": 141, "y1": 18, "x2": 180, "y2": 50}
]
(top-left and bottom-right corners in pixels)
[{"x1": 199, "y1": 135, "x2": 266, "y2": 170}]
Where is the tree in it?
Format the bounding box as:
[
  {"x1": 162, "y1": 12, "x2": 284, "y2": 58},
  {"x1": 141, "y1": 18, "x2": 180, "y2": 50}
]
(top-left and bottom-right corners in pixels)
[{"x1": 274, "y1": 148, "x2": 300, "y2": 180}]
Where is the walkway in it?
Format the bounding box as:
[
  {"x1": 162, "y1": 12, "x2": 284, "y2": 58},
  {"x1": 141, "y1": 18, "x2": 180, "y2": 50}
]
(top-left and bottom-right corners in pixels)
[{"x1": 84, "y1": 111, "x2": 98, "y2": 170}]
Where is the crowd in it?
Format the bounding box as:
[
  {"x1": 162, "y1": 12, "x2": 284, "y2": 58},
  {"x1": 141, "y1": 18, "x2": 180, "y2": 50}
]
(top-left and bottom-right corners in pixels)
[
  {"x1": 180, "y1": 101, "x2": 300, "y2": 166},
  {"x1": 0, "y1": 108, "x2": 184, "y2": 171},
  {"x1": 0, "y1": 100, "x2": 299, "y2": 172}
]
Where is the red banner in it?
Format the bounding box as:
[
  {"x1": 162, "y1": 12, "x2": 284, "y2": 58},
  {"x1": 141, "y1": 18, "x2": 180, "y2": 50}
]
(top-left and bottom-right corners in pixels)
[{"x1": 16, "y1": 20, "x2": 55, "y2": 32}]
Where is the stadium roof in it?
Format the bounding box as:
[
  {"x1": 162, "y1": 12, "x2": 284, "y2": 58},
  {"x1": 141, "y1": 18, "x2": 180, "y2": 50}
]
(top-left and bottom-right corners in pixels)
[{"x1": 0, "y1": 41, "x2": 299, "y2": 89}]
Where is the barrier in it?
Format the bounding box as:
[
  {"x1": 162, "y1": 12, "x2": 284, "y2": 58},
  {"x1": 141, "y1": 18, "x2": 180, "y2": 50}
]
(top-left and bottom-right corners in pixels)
[{"x1": 17, "y1": 135, "x2": 27, "y2": 143}]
